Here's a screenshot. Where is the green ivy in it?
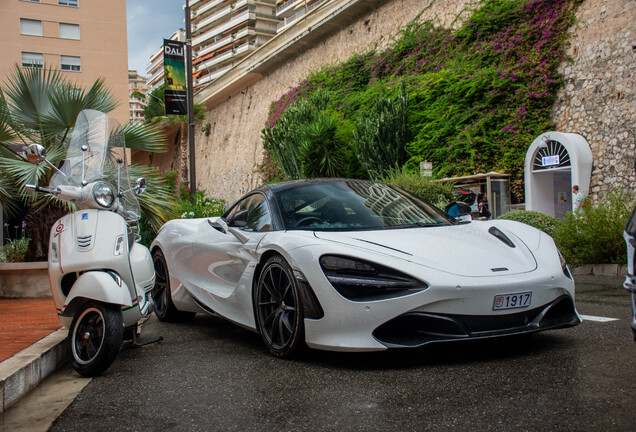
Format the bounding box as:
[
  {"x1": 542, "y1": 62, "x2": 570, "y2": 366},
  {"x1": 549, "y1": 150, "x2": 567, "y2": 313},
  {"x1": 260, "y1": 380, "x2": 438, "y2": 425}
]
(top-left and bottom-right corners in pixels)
[{"x1": 262, "y1": 0, "x2": 582, "y2": 201}]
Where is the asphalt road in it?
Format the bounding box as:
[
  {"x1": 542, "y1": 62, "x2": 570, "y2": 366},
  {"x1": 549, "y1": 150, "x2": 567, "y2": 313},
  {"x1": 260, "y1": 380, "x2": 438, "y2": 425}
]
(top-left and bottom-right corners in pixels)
[{"x1": 50, "y1": 283, "x2": 636, "y2": 432}]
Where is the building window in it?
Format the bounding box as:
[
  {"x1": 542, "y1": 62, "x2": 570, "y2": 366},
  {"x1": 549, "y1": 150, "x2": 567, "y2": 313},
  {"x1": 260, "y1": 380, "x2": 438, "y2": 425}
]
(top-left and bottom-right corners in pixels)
[
  {"x1": 22, "y1": 52, "x2": 44, "y2": 68},
  {"x1": 58, "y1": 0, "x2": 79, "y2": 6},
  {"x1": 60, "y1": 55, "x2": 81, "y2": 72},
  {"x1": 59, "y1": 23, "x2": 80, "y2": 39},
  {"x1": 20, "y1": 18, "x2": 42, "y2": 36}
]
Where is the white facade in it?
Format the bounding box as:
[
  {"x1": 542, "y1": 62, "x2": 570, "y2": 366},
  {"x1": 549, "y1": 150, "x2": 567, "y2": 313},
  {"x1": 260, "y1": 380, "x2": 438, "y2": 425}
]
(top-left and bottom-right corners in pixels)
[{"x1": 524, "y1": 132, "x2": 593, "y2": 218}]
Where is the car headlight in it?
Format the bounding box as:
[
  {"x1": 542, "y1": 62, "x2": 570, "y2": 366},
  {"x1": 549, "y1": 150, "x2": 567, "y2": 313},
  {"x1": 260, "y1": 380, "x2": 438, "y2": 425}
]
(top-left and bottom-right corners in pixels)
[
  {"x1": 93, "y1": 183, "x2": 114, "y2": 208},
  {"x1": 558, "y1": 250, "x2": 572, "y2": 280},
  {"x1": 320, "y1": 255, "x2": 428, "y2": 301}
]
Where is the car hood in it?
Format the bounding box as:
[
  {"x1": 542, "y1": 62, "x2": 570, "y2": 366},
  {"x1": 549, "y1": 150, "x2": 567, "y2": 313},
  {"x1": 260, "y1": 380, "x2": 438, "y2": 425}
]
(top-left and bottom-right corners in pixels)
[{"x1": 313, "y1": 223, "x2": 538, "y2": 277}]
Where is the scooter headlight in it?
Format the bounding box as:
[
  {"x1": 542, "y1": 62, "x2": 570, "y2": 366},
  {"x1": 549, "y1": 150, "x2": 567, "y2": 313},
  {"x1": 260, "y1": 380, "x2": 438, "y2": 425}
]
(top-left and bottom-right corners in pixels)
[{"x1": 93, "y1": 183, "x2": 114, "y2": 208}]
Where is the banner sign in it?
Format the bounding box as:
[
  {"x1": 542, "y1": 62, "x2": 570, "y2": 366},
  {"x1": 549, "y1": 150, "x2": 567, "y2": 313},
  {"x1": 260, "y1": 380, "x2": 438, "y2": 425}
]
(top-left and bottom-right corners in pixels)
[{"x1": 163, "y1": 39, "x2": 187, "y2": 115}]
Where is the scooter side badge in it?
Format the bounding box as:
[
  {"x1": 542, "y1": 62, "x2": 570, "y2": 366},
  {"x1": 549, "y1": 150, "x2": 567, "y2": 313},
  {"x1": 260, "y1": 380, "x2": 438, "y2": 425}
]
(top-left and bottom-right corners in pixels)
[{"x1": 55, "y1": 223, "x2": 65, "y2": 236}]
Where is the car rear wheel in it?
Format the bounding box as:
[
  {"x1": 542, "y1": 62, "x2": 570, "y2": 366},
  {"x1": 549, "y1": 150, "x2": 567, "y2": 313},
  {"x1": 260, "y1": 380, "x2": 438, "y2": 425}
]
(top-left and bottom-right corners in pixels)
[
  {"x1": 152, "y1": 249, "x2": 196, "y2": 322},
  {"x1": 255, "y1": 255, "x2": 305, "y2": 358}
]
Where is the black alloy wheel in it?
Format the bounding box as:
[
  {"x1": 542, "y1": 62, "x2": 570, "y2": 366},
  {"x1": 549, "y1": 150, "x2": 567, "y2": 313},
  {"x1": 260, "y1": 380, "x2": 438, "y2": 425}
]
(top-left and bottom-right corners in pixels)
[
  {"x1": 152, "y1": 249, "x2": 196, "y2": 322},
  {"x1": 255, "y1": 255, "x2": 305, "y2": 357},
  {"x1": 68, "y1": 302, "x2": 123, "y2": 377}
]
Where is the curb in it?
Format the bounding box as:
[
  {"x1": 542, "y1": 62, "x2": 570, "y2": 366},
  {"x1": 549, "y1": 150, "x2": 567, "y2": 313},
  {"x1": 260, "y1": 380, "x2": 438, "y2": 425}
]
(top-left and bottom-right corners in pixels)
[{"x1": 0, "y1": 329, "x2": 67, "y2": 413}]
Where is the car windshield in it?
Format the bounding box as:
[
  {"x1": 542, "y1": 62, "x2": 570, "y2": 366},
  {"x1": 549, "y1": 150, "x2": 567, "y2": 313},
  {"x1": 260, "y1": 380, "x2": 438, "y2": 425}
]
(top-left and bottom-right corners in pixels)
[{"x1": 274, "y1": 180, "x2": 452, "y2": 231}]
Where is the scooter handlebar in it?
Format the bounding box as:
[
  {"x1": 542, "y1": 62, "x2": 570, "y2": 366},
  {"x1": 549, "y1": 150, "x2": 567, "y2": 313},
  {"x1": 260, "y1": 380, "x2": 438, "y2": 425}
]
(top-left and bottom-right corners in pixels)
[{"x1": 25, "y1": 184, "x2": 60, "y2": 195}]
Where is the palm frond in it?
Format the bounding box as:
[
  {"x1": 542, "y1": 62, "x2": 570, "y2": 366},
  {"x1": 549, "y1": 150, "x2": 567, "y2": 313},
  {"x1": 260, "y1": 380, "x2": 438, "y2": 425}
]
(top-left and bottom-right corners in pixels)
[
  {"x1": 129, "y1": 164, "x2": 179, "y2": 231},
  {"x1": 2, "y1": 66, "x2": 65, "y2": 140},
  {"x1": 123, "y1": 121, "x2": 167, "y2": 153},
  {"x1": 0, "y1": 89, "x2": 18, "y2": 143}
]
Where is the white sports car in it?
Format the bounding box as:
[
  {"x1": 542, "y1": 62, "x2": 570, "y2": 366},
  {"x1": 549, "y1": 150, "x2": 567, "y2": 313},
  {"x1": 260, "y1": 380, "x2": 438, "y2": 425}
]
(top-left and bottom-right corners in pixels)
[{"x1": 150, "y1": 179, "x2": 580, "y2": 357}]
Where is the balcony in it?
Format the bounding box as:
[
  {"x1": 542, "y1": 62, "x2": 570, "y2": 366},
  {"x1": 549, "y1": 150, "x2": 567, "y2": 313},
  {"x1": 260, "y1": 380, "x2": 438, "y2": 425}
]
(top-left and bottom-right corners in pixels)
[
  {"x1": 196, "y1": 64, "x2": 234, "y2": 87},
  {"x1": 276, "y1": 0, "x2": 305, "y2": 17},
  {"x1": 195, "y1": 27, "x2": 253, "y2": 58},
  {"x1": 192, "y1": 10, "x2": 253, "y2": 46},
  {"x1": 196, "y1": 43, "x2": 255, "y2": 72},
  {"x1": 193, "y1": 0, "x2": 249, "y2": 34},
  {"x1": 276, "y1": 0, "x2": 326, "y2": 32},
  {"x1": 192, "y1": 0, "x2": 226, "y2": 20}
]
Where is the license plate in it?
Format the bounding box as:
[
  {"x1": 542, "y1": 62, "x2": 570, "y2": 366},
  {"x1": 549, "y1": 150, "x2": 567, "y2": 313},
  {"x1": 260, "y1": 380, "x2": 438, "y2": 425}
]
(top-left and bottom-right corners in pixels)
[{"x1": 493, "y1": 291, "x2": 532, "y2": 310}]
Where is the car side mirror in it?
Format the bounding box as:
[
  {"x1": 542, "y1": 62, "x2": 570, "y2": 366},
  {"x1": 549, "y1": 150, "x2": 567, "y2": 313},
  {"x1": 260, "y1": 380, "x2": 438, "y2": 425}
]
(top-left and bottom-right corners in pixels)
[
  {"x1": 445, "y1": 201, "x2": 472, "y2": 223},
  {"x1": 227, "y1": 209, "x2": 248, "y2": 228},
  {"x1": 26, "y1": 143, "x2": 47, "y2": 164}
]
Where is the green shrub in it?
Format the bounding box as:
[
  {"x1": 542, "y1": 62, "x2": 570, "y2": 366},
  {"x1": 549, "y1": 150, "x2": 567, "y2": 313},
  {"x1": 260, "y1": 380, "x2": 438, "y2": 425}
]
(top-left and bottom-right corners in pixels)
[
  {"x1": 553, "y1": 189, "x2": 635, "y2": 265},
  {"x1": 497, "y1": 210, "x2": 559, "y2": 238},
  {"x1": 0, "y1": 237, "x2": 30, "y2": 263},
  {"x1": 381, "y1": 167, "x2": 454, "y2": 208}
]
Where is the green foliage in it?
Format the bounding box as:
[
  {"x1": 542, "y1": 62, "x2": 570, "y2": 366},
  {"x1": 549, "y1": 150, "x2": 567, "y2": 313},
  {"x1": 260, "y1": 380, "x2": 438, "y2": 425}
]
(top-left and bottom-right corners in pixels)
[
  {"x1": 553, "y1": 190, "x2": 635, "y2": 265},
  {"x1": 299, "y1": 113, "x2": 350, "y2": 178},
  {"x1": 262, "y1": 0, "x2": 582, "y2": 200},
  {"x1": 497, "y1": 210, "x2": 559, "y2": 238},
  {"x1": 143, "y1": 86, "x2": 165, "y2": 122},
  {"x1": 178, "y1": 191, "x2": 225, "y2": 219},
  {"x1": 1, "y1": 221, "x2": 29, "y2": 263},
  {"x1": 381, "y1": 166, "x2": 455, "y2": 208},
  {"x1": 138, "y1": 170, "x2": 225, "y2": 246},
  {"x1": 0, "y1": 238, "x2": 30, "y2": 263},
  {"x1": 262, "y1": 91, "x2": 363, "y2": 180},
  {"x1": 352, "y1": 83, "x2": 409, "y2": 178}
]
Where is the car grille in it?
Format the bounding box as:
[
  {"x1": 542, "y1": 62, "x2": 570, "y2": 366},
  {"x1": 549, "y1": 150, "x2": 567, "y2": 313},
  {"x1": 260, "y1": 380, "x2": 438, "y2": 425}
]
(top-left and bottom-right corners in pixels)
[{"x1": 372, "y1": 295, "x2": 580, "y2": 347}]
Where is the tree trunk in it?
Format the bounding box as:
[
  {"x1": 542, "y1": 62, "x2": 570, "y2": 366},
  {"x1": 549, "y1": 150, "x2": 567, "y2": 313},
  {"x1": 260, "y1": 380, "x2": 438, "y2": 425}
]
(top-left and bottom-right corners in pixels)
[{"x1": 24, "y1": 202, "x2": 67, "y2": 262}]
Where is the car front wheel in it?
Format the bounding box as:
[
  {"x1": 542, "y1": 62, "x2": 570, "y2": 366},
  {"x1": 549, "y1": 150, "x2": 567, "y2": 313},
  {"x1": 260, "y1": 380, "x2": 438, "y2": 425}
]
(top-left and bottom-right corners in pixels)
[{"x1": 255, "y1": 255, "x2": 305, "y2": 358}]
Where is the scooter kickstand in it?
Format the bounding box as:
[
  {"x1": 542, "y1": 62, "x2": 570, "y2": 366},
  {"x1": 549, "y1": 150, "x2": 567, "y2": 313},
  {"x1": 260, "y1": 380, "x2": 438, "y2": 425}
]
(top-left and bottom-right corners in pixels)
[{"x1": 132, "y1": 330, "x2": 163, "y2": 348}]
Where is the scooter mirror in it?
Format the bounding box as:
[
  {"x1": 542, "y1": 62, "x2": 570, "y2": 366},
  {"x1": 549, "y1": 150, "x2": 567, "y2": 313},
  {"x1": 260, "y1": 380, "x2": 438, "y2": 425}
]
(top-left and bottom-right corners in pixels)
[
  {"x1": 26, "y1": 143, "x2": 47, "y2": 164},
  {"x1": 134, "y1": 177, "x2": 147, "y2": 195}
]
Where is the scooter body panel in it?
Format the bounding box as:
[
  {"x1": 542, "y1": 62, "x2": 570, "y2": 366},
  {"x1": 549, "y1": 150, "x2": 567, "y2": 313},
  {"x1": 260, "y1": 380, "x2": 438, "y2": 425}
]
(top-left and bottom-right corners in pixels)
[{"x1": 48, "y1": 209, "x2": 152, "y2": 327}]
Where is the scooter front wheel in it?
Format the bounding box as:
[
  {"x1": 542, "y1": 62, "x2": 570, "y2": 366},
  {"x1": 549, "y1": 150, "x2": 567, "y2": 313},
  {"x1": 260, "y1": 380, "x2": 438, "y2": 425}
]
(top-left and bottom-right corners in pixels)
[{"x1": 68, "y1": 302, "x2": 123, "y2": 377}]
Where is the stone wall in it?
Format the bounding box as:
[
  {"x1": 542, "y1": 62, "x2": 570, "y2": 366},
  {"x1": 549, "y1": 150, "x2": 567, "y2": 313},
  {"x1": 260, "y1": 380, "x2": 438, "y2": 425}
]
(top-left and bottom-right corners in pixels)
[
  {"x1": 195, "y1": 0, "x2": 635, "y2": 204},
  {"x1": 552, "y1": 0, "x2": 635, "y2": 201},
  {"x1": 195, "y1": 0, "x2": 472, "y2": 203}
]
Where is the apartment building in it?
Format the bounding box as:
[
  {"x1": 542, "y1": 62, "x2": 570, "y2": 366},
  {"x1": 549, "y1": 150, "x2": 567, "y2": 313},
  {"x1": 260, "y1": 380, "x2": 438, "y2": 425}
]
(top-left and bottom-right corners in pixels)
[
  {"x1": 275, "y1": 0, "x2": 327, "y2": 33},
  {"x1": 128, "y1": 70, "x2": 148, "y2": 123},
  {"x1": 190, "y1": 0, "x2": 279, "y2": 89},
  {"x1": 0, "y1": 0, "x2": 129, "y2": 124}
]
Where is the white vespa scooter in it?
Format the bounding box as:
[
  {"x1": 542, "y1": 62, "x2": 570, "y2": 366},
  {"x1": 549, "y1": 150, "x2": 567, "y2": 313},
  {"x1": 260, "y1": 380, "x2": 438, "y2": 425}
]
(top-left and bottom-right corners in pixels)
[{"x1": 25, "y1": 109, "x2": 159, "y2": 376}]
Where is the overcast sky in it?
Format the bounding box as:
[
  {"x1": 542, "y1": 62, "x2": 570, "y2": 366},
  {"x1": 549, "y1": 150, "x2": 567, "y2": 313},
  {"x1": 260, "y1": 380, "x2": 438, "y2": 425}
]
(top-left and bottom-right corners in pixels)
[{"x1": 126, "y1": 0, "x2": 184, "y2": 76}]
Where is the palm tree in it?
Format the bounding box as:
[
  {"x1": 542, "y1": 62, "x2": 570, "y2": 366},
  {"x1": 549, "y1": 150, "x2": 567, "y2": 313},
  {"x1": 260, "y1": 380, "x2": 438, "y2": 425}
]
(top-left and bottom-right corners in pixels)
[
  {"x1": 0, "y1": 65, "x2": 176, "y2": 260},
  {"x1": 142, "y1": 85, "x2": 207, "y2": 190}
]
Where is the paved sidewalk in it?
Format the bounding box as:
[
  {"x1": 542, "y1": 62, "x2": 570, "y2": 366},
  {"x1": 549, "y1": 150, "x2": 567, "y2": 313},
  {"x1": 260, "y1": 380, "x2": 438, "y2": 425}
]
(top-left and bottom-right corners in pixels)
[
  {"x1": 0, "y1": 298, "x2": 61, "y2": 363},
  {"x1": 0, "y1": 298, "x2": 65, "y2": 413}
]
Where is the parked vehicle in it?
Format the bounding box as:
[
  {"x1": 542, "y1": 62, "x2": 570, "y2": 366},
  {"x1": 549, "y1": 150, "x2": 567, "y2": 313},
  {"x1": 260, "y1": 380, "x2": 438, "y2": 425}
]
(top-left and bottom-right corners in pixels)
[
  {"x1": 25, "y1": 109, "x2": 158, "y2": 376},
  {"x1": 151, "y1": 178, "x2": 580, "y2": 358},
  {"x1": 623, "y1": 207, "x2": 636, "y2": 341}
]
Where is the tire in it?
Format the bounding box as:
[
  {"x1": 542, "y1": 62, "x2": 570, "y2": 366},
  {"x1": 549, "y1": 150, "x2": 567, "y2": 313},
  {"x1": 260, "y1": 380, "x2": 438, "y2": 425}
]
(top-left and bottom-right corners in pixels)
[
  {"x1": 152, "y1": 248, "x2": 196, "y2": 322},
  {"x1": 254, "y1": 255, "x2": 305, "y2": 358},
  {"x1": 68, "y1": 302, "x2": 123, "y2": 377}
]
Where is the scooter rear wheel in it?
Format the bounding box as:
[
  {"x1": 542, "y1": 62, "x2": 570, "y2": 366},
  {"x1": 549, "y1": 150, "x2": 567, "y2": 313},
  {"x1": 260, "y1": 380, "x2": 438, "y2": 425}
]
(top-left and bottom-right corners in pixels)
[{"x1": 68, "y1": 302, "x2": 123, "y2": 377}]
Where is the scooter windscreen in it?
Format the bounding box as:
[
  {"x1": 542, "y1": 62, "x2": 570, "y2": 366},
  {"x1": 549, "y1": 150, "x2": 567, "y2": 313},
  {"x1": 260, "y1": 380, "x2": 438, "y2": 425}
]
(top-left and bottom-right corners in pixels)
[{"x1": 50, "y1": 109, "x2": 140, "y2": 221}]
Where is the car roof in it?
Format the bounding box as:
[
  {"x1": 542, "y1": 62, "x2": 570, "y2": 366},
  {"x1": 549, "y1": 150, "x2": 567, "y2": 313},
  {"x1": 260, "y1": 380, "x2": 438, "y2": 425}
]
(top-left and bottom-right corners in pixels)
[{"x1": 258, "y1": 178, "x2": 379, "y2": 194}]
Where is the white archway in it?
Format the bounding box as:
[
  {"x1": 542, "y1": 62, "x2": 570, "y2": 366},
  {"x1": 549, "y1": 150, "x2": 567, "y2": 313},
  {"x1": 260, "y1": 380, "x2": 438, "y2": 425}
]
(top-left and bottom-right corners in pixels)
[{"x1": 524, "y1": 132, "x2": 592, "y2": 218}]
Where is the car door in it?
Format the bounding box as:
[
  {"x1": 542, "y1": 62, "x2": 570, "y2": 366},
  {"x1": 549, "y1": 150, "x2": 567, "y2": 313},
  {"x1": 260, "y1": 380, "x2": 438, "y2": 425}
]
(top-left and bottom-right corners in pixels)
[{"x1": 187, "y1": 193, "x2": 272, "y2": 326}]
